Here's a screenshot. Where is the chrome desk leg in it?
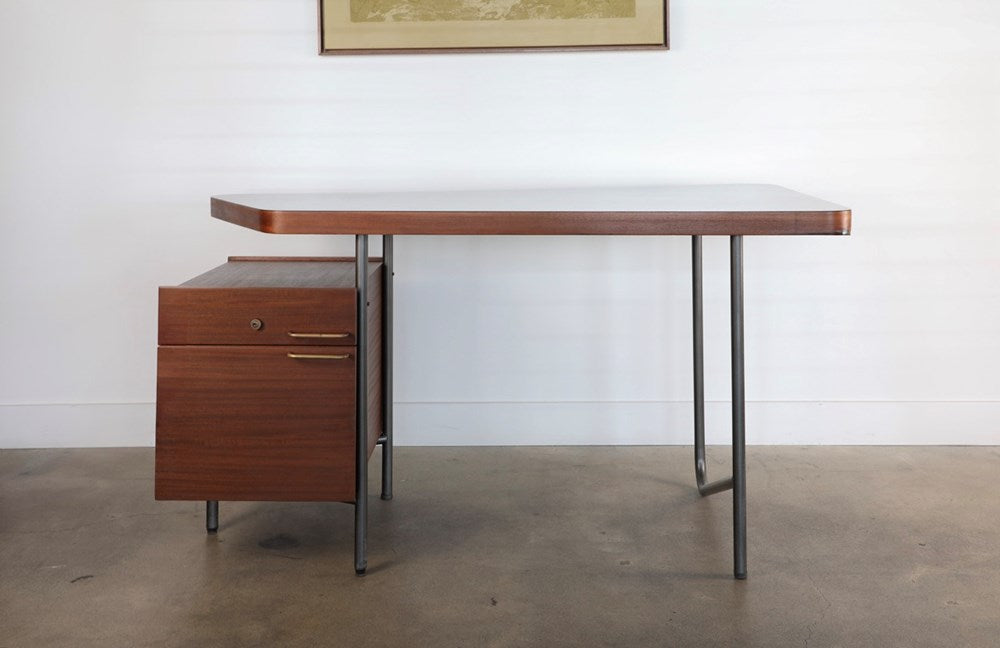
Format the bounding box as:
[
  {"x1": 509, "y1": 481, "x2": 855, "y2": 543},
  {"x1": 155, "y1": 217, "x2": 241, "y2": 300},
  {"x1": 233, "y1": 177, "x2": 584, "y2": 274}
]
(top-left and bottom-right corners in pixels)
[
  {"x1": 691, "y1": 235, "x2": 748, "y2": 580},
  {"x1": 380, "y1": 235, "x2": 394, "y2": 501},
  {"x1": 206, "y1": 500, "x2": 218, "y2": 534},
  {"x1": 355, "y1": 234, "x2": 369, "y2": 575},
  {"x1": 730, "y1": 235, "x2": 747, "y2": 580},
  {"x1": 692, "y1": 236, "x2": 735, "y2": 497}
]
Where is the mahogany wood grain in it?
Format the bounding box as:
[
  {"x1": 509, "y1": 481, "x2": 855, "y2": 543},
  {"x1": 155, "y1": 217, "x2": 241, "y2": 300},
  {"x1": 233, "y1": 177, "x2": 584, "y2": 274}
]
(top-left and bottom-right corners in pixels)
[
  {"x1": 158, "y1": 260, "x2": 384, "y2": 347},
  {"x1": 159, "y1": 288, "x2": 356, "y2": 346},
  {"x1": 155, "y1": 257, "x2": 384, "y2": 502},
  {"x1": 181, "y1": 260, "x2": 359, "y2": 288},
  {"x1": 155, "y1": 345, "x2": 360, "y2": 502},
  {"x1": 227, "y1": 256, "x2": 383, "y2": 263},
  {"x1": 210, "y1": 185, "x2": 851, "y2": 236}
]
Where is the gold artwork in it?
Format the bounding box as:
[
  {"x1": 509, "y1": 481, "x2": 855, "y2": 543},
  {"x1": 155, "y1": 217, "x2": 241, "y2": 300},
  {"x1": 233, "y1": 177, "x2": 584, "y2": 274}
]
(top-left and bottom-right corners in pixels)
[
  {"x1": 349, "y1": 0, "x2": 637, "y2": 22},
  {"x1": 321, "y1": 0, "x2": 666, "y2": 52}
]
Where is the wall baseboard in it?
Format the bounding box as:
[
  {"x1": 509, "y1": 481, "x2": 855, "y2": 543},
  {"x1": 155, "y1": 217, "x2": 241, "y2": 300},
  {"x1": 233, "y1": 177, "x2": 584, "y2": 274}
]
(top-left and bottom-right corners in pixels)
[
  {"x1": 1, "y1": 401, "x2": 997, "y2": 449},
  {"x1": 0, "y1": 403, "x2": 155, "y2": 449}
]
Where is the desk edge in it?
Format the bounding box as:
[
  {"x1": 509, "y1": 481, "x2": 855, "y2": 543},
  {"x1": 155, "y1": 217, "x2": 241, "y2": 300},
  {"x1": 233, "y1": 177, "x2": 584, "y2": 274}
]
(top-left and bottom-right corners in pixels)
[{"x1": 210, "y1": 197, "x2": 852, "y2": 236}]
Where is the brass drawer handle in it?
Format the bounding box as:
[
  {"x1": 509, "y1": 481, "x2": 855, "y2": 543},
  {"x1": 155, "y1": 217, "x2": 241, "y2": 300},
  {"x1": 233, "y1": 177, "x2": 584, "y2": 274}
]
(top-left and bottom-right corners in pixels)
[
  {"x1": 287, "y1": 353, "x2": 351, "y2": 360},
  {"x1": 287, "y1": 332, "x2": 350, "y2": 339}
]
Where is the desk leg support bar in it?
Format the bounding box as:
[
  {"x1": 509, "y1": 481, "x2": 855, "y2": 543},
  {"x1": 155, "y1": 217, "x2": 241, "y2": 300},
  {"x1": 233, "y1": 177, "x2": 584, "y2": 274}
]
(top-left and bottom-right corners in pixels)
[
  {"x1": 380, "y1": 235, "x2": 394, "y2": 501},
  {"x1": 692, "y1": 236, "x2": 735, "y2": 498},
  {"x1": 355, "y1": 234, "x2": 369, "y2": 575},
  {"x1": 691, "y1": 235, "x2": 748, "y2": 580}
]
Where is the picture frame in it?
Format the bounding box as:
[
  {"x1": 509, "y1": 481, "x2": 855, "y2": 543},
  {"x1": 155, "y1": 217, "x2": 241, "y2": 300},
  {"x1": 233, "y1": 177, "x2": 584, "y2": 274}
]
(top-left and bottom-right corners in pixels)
[{"x1": 318, "y1": 0, "x2": 668, "y2": 54}]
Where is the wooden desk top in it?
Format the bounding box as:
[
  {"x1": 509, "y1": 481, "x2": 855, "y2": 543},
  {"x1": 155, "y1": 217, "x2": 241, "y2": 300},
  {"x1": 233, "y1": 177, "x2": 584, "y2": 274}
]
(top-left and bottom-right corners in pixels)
[{"x1": 211, "y1": 184, "x2": 851, "y2": 236}]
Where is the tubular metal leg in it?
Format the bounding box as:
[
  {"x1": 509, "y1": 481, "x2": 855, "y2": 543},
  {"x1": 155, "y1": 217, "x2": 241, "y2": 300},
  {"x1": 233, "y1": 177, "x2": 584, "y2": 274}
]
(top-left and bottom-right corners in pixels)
[
  {"x1": 730, "y1": 235, "x2": 748, "y2": 580},
  {"x1": 691, "y1": 235, "x2": 748, "y2": 579},
  {"x1": 355, "y1": 235, "x2": 369, "y2": 575},
  {"x1": 693, "y1": 236, "x2": 735, "y2": 497},
  {"x1": 380, "y1": 235, "x2": 394, "y2": 501},
  {"x1": 206, "y1": 501, "x2": 218, "y2": 534}
]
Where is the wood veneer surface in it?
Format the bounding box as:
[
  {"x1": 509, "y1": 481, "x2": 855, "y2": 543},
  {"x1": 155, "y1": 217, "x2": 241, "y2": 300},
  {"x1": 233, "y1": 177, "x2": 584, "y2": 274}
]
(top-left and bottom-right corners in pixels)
[
  {"x1": 158, "y1": 260, "x2": 383, "y2": 347},
  {"x1": 211, "y1": 185, "x2": 851, "y2": 236},
  {"x1": 155, "y1": 257, "x2": 384, "y2": 502},
  {"x1": 181, "y1": 260, "x2": 360, "y2": 288},
  {"x1": 155, "y1": 345, "x2": 358, "y2": 502}
]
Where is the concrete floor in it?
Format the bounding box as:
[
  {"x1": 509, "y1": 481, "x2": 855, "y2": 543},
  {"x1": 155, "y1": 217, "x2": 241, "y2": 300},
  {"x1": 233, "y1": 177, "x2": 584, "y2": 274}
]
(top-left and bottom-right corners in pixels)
[{"x1": 1, "y1": 447, "x2": 998, "y2": 647}]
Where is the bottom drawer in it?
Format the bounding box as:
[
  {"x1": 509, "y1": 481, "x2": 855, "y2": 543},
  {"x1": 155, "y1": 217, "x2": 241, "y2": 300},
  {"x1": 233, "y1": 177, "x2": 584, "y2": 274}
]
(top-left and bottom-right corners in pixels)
[{"x1": 155, "y1": 345, "x2": 357, "y2": 502}]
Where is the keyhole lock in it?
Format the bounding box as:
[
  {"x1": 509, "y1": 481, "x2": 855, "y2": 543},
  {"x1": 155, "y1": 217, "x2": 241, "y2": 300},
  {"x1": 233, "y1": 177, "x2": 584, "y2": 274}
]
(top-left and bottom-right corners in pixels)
[{"x1": 249, "y1": 318, "x2": 263, "y2": 331}]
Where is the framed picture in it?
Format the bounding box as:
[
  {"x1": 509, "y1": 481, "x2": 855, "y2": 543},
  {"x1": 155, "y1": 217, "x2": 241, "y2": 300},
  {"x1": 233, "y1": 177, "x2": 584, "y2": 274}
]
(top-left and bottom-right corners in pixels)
[{"x1": 319, "y1": 0, "x2": 668, "y2": 54}]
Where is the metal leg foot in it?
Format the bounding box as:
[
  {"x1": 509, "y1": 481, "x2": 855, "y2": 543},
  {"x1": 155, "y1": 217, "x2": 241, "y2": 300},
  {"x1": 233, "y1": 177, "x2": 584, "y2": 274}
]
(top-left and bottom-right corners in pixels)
[
  {"x1": 380, "y1": 235, "x2": 394, "y2": 502},
  {"x1": 206, "y1": 500, "x2": 218, "y2": 534},
  {"x1": 355, "y1": 234, "x2": 369, "y2": 575}
]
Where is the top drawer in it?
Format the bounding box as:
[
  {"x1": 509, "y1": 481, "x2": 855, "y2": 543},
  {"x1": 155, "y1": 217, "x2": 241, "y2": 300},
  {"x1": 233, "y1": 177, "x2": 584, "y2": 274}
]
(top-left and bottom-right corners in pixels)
[{"x1": 158, "y1": 257, "x2": 382, "y2": 346}]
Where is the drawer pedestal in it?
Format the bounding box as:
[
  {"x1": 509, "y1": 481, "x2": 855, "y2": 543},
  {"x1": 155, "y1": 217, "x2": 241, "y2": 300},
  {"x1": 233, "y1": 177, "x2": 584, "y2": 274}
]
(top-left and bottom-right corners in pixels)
[{"x1": 155, "y1": 257, "x2": 383, "y2": 505}]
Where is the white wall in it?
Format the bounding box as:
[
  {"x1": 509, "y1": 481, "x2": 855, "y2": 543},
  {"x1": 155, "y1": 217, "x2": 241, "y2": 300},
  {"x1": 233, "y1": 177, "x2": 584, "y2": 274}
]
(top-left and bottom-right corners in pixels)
[{"x1": 1, "y1": 0, "x2": 998, "y2": 448}]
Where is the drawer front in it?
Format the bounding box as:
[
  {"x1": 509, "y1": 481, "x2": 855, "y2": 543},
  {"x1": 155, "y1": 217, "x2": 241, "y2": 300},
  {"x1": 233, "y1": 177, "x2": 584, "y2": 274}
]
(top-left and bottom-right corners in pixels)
[
  {"x1": 155, "y1": 345, "x2": 356, "y2": 502},
  {"x1": 158, "y1": 287, "x2": 356, "y2": 346}
]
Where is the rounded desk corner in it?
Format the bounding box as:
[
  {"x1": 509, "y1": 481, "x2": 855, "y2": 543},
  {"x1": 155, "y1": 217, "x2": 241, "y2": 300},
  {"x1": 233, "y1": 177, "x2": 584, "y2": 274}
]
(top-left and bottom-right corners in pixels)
[
  {"x1": 255, "y1": 210, "x2": 285, "y2": 234},
  {"x1": 834, "y1": 209, "x2": 853, "y2": 235},
  {"x1": 210, "y1": 198, "x2": 287, "y2": 234}
]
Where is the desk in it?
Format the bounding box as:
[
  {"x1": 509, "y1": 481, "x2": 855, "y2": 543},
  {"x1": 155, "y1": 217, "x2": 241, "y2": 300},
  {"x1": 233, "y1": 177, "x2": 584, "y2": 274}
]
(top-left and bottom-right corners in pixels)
[{"x1": 210, "y1": 184, "x2": 852, "y2": 579}]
